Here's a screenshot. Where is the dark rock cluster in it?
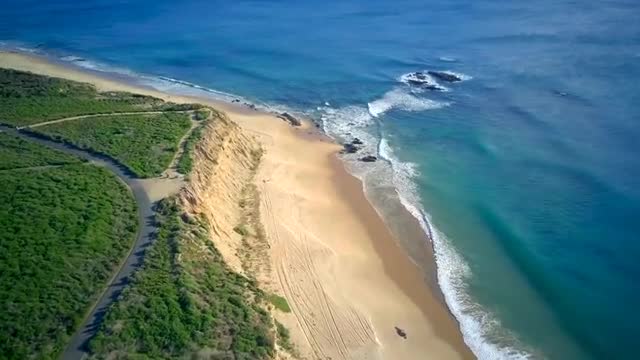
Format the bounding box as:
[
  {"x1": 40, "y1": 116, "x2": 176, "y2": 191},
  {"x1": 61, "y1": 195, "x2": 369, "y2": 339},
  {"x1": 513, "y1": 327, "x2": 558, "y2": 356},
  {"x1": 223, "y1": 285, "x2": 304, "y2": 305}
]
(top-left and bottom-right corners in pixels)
[
  {"x1": 339, "y1": 138, "x2": 377, "y2": 162},
  {"x1": 427, "y1": 70, "x2": 462, "y2": 82},
  {"x1": 277, "y1": 112, "x2": 302, "y2": 127},
  {"x1": 341, "y1": 138, "x2": 363, "y2": 154},
  {"x1": 359, "y1": 155, "x2": 377, "y2": 162}
]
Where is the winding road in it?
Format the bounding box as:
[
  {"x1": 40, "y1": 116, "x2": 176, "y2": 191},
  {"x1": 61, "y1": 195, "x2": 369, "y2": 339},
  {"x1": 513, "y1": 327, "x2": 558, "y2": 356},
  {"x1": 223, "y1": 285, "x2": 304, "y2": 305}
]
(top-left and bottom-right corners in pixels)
[{"x1": 0, "y1": 120, "x2": 188, "y2": 359}]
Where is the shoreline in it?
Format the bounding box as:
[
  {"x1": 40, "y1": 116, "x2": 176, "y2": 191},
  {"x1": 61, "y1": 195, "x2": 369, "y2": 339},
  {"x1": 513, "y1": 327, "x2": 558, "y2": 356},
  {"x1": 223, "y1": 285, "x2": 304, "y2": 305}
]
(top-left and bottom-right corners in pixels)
[{"x1": 0, "y1": 51, "x2": 474, "y2": 359}]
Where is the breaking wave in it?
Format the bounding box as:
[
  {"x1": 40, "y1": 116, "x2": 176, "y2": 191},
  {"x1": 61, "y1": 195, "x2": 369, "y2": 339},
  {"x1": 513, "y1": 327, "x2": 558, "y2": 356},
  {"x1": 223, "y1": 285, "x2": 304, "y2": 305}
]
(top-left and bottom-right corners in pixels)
[
  {"x1": 367, "y1": 88, "x2": 449, "y2": 117},
  {"x1": 379, "y1": 138, "x2": 533, "y2": 360}
]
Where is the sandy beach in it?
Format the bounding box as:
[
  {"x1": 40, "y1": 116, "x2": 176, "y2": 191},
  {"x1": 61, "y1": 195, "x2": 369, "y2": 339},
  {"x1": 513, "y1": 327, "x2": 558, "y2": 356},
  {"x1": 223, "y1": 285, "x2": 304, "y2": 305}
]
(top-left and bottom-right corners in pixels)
[{"x1": 0, "y1": 51, "x2": 473, "y2": 359}]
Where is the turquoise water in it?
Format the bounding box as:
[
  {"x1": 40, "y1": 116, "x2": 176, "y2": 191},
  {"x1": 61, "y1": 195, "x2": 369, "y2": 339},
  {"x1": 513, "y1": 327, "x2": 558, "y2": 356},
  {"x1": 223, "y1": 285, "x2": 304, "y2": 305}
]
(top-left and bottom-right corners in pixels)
[{"x1": 2, "y1": 1, "x2": 639, "y2": 358}]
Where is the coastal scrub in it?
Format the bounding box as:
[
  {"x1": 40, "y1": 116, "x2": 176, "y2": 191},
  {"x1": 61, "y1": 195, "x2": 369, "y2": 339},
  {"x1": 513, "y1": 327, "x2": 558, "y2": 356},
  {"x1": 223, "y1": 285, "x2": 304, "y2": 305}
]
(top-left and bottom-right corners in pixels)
[
  {"x1": 34, "y1": 112, "x2": 192, "y2": 177},
  {"x1": 0, "y1": 164, "x2": 137, "y2": 359},
  {"x1": 89, "y1": 198, "x2": 277, "y2": 359}
]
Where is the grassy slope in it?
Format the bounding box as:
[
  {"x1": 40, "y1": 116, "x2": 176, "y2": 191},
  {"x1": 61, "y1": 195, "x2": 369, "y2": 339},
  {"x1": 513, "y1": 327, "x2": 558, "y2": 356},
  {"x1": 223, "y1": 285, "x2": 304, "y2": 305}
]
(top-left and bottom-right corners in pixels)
[
  {"x1": 0, "y1": 164, "x2": 138, "y2": 359},
  {"x1": 0, "y1": 68, "x2": 164, "y2": 126},
  {"x1": 0, "y1": 68, "x2": 202, "y2": 126},
  {"x1": 34, "y1": 112, "x2": 192, "y2": 178},
  {"x1": 0, "y1": 132, "x2": 82, "y2": 170},
  {"x1": 89, "y1": 198, "x2": 276, "y2": 360}
]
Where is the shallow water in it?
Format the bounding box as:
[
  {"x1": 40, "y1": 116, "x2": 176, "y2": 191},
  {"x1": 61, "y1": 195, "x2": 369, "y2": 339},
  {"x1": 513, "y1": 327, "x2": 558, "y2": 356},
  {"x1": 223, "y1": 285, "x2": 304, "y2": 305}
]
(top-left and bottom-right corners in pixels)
[{"x1": 2, "y1": 0, "x2": 639, "y2": 358}]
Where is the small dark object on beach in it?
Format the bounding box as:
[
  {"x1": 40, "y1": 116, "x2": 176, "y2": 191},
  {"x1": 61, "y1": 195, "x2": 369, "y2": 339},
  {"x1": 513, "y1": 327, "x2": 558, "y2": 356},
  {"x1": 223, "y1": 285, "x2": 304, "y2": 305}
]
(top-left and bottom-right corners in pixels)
[
  {"x1": 342, "y1": 143, "x2": 359, "y2": 154},
  {"x1": 232, "y1": 98, "x2": 240, "y2": 103},
  {"x1": 395, "y1": 326, "x2": 407, "y2": 339},
  {"x1": 428, "y1": 70, "x2": 462, "y2": 82},
  {"x1": 351, "y1": 138, "x2": 363, "y2": 145},
  {"x1": 359, "y1": 155, "x2": 377, "y2": 162},
  {"x1": 278, "y1": 112, "x2": 302, "y2": 127}
]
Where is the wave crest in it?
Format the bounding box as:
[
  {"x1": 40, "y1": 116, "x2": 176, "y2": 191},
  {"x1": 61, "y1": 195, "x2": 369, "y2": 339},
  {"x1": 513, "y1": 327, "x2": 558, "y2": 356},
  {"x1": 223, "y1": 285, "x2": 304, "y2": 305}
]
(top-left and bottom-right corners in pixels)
[{"x1": 367, "y1": 88, "x2": 449, "y2": 117}]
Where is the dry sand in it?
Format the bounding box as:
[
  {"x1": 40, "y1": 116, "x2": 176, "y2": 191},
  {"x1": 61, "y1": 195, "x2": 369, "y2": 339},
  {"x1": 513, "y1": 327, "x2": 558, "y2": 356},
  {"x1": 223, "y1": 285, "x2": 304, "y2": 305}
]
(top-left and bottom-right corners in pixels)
[{"x1": 0, "y1": 51, "x2": 474, "y2": 360}]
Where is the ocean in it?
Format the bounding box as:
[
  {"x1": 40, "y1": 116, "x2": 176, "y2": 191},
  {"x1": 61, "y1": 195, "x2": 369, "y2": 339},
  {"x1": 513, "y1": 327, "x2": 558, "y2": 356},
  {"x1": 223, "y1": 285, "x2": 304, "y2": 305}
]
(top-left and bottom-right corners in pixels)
[{"x1": 2, "y1": 0, "x2": 639, "y2": 358}]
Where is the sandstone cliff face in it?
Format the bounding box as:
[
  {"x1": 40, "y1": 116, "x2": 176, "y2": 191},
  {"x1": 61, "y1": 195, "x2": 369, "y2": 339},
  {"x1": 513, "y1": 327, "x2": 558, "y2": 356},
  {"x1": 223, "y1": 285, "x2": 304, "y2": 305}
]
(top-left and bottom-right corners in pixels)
[{"x1": 178, "y1": 114, "x2": 261, "y2": 274}]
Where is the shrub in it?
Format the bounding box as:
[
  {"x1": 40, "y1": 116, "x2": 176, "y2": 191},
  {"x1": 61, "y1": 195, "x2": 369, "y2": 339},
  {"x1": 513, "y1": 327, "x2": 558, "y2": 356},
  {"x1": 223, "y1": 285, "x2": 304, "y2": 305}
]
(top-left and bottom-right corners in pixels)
[{"x1": 0, "y1": 164, "x2": 137, "y2": 359}]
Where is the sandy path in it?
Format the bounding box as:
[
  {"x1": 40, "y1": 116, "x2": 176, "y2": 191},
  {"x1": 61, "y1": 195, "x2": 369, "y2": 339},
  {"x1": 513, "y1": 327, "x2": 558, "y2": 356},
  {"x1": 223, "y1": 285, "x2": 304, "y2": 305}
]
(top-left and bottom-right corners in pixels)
[{"x1": 162, "y1": 112, "x2": 208, "y2": 178}]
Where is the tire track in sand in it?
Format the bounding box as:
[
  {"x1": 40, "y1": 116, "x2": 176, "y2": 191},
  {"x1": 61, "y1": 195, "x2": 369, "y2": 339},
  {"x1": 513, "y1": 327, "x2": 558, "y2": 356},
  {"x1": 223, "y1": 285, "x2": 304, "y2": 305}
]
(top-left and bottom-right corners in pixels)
[{"x1": 259, "y1": 164, "x2": 376, "y2": 360}]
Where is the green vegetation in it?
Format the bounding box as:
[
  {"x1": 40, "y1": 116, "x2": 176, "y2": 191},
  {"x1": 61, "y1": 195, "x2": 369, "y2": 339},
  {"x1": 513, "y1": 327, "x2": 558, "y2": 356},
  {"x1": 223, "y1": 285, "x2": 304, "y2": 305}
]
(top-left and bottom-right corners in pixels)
[
  {"x1": 0, "y1": 132, "x2": 82, "y2": 170},
  {"x1": 175, "y1": 123, "x2": 205, "y2": 175},
  {"x1": 0, "y1": 68, "x2": 203, "y2": 126},
  {"x1": 0, "y1": 68, "x2": 162, "y2": 126},
  {"x1": 194, "y1": 108, "x2": 210, "y2": 121},
  {"x1": 0, "y1": 164, "x2": 138, "y2": 359},
  {"x1": 0, "y1": 67, "x2": 291, "y2": 360},
  {"x1": 267, "y1": 294, "x2": 292, "y2": 313},
  {"x1": 34, "y1": 112, "x2": 192, "y2": 177},
  {"x1": 90, "y1": 198, "x2": 276, "y2": 359},
  {"x1": 275, "y1": 320, "x2": 294, "y2": 353}
]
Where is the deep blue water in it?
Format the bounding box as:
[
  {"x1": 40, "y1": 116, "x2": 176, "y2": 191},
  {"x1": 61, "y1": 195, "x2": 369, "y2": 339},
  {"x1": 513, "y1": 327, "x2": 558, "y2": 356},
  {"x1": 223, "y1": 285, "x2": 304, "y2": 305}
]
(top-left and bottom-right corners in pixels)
[{"x1": 2, "y1": 0, "x2": 639, "y2": 358}]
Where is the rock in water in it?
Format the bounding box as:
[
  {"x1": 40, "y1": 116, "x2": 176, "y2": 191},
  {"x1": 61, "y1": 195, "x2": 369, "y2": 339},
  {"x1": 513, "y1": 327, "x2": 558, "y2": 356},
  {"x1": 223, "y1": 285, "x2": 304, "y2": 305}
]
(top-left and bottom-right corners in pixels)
[
  {"x1": 403, "y1": 71, "x2": 446, "y2": 90},
  {"x1": 427, "y1": 70, "x2": 462, "y2": 82},
  {"x1": 342, "y1": 143, "x2": 359, "y2": 154},
  {"x1": 359, "y1": 155, "x2": 377, "y2": 162},
  {"x1": 352, "y1": 137, "x2": 363, "y2": 145}
]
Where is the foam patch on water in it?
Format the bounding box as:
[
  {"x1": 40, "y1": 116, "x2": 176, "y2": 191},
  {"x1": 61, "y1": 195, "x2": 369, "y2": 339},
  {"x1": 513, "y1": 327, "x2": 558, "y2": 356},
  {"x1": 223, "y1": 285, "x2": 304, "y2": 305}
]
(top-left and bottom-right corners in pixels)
[
  {"x1": 399, "y1": 72, "x2": 449, "y2": 91},
  {"x1": 320, "y1": 105, "x2": 374, "y2": 136},
  {"x1": 367, "y1": 88, "x2": 449, "y2": 117},
  {"x1": 439, "y1": 56, "x2": 458, "y2": 62},
  {"x1": 379, "y1": 138, "x2": 533, "y2": 360},
  {"x1": 62, "y1": 56, "x2": 141, "y2": 77}
]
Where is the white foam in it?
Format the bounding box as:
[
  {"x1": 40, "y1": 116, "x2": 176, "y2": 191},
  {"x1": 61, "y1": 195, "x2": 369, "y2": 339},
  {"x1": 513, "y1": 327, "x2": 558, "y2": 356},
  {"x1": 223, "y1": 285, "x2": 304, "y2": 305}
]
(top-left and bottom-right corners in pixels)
[
  {"x1": 320, "y1": 104, "x2": 374, "y2": 137},
  {"x1": 367, "y1": 88, "x2": 449, "y2": 118},
  {"x1": 439, "y1": 56, "x2": 458, "y2": 62},
  {"x1": 15, "y1": 46, "x2": 39, "y2": 54},
  {"x1": 378, "y1": 137, "x2": 533, "y2": 360},
  {"x1": 316, "y1": 104, "x2": 381, "y2": 182},
  {"x1": 148, "y1": 75, "x2": 242, "y2": 103},
  {"x1": 59, "y1": 55, "x2": 85, "y2": 62},
  {"x1": 399, "y1": 72, "x2": 449, "y2": 91},
  {"x1": 54, "y1": 53, "x2": 249, "y2": 105},
  {"x1": 62, "y1": 57, "x2": 141, "y2": 78}
]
